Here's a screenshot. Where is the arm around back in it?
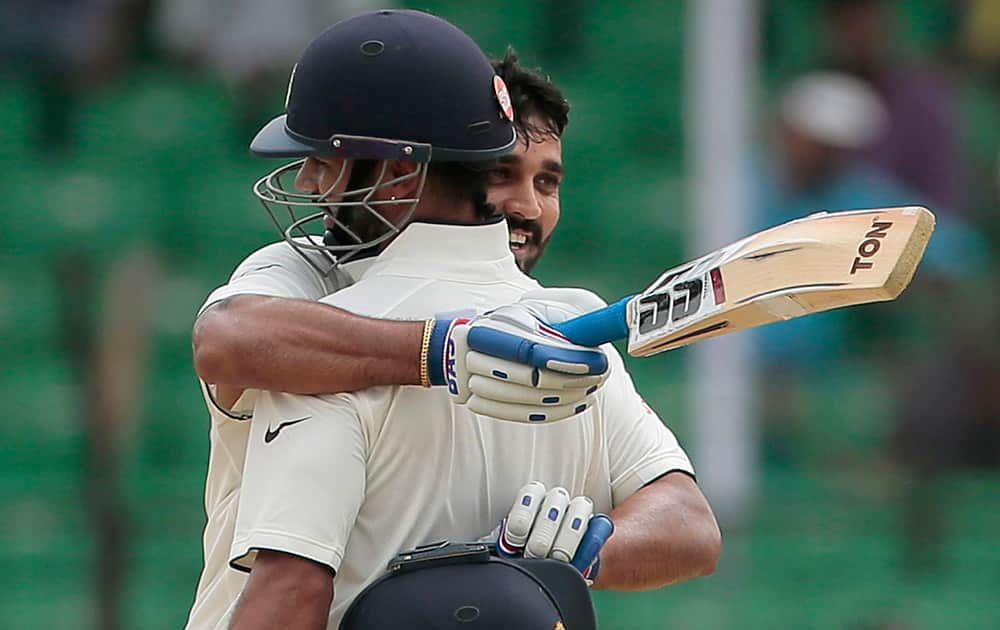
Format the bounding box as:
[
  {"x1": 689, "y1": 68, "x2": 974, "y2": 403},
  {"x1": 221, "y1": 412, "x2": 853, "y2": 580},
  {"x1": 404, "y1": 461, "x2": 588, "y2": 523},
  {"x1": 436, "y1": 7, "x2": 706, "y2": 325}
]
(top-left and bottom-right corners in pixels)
[
  {"x1": 593, "y1": 472, "x2": 721, "y2": 591},
  {"x1": 595, "y1": 347, "x2": 721, "y2": 590},
  {"x1": 192, "y1": 294, "x2": 424, "y2": 398}
]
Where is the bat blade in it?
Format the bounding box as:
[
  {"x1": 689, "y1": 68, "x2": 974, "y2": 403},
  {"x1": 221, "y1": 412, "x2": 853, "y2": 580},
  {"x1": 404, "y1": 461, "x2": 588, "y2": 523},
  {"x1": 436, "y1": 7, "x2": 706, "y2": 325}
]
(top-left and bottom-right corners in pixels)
[{"x1": 553, "y1": 205, "x2": 936, "y2": 356}]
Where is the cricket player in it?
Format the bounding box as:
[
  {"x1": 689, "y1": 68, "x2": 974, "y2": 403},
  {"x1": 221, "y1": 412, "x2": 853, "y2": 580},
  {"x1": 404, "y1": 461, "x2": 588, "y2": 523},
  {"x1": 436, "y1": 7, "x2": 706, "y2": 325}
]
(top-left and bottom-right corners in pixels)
[
  {"x1": 183, "y1": 46, "x2": 616, "y2": 629},
  {"x1": 191, "y1": 47, "x2": 575, "y2": 420},
  {"x1": 216, "y1": 10, "x2": 720, "y2": 629}
]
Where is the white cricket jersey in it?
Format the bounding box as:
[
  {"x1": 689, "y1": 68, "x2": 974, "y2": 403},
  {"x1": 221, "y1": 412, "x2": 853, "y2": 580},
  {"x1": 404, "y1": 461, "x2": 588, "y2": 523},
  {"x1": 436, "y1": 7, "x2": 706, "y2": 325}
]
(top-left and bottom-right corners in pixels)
[
  {"x1": 185, "y1": 240, "x2": 369, "y2": 630},
  {"x1": 228, "y1": 220, "x2": 694, "y2": 628}
]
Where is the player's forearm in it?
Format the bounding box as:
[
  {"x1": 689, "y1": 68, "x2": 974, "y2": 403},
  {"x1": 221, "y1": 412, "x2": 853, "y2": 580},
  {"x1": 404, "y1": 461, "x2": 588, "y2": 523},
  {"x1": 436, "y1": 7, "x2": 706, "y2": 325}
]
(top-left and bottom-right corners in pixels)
[
  {"x1": 229, "y1": 551, "x2": 333, "y2": 630},
  {"x1": 593, "y1": 472, "x2": 721, "y2": 591},
  {"x1": 193, "y1": 295, "x2": 422, "y2": 394}
]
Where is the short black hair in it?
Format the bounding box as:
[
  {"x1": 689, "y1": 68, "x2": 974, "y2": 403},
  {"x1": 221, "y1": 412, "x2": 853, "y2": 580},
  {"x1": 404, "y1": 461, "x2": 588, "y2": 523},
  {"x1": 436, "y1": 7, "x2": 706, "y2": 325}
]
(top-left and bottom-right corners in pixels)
[
  {"x1": 492, "y1": 46, "x2": 570, "y2": 144},
  {"x1": 422, "y1": 50, "x2": 570, "y2": 220}
]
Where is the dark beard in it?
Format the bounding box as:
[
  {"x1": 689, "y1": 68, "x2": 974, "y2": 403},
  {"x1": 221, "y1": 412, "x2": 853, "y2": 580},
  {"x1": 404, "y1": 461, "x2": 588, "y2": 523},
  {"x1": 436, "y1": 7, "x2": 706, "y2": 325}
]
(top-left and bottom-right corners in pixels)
[
  {"x1": 506, "y1": 214, "x2": 547, "y2": 274},
  {"x1": 323, "y1": 205, "x2": 389, "y2": 256},
  {"x1": 518, "y1": 235, "x2": 550, "y2": 274},
  {"x1": 321, "y1": 160, "x2": 387, "y2": 258}
]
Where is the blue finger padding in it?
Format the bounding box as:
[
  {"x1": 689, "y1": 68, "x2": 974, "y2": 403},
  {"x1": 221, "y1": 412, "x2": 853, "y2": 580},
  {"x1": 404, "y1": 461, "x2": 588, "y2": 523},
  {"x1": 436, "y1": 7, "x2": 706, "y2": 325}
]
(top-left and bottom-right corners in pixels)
[
  {"x1": 547, "y1": 508, "x2": 559, "y2": 521},
  {"x1": 492, "y1": 369, "x2": 508, "y2": 379},
  {"x1": 467, "y1": 327, "x2": 540, "y2": 364},
  {"x1": 521, "y1": 496, "x2": 532, "y2": 506},
  {"x1": 542, "y1": 396, "x2": 559, "y2": 404},
  {"x1": 574, "y1": 404, "x2": 587, "y2": 414},
  {"x1": 467, "y1": 327, "x2": 609, "y2": 375},
  {"x1": 570, "y1": 514, "x2": 615, "y2": 572},
  {"x1": 552, "y1": 296, "x2": 633, "y2": 347},
  {"x1": 571, "y1": 517, "x2": 583, "y2": 530},
  {"x1": 529, "y1": 413, "x2": 546, "y2": 422}
]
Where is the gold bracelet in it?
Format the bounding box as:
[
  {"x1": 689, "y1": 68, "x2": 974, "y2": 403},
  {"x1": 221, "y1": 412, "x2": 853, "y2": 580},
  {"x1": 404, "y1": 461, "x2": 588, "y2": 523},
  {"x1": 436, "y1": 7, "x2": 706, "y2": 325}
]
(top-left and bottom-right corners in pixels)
[{"x1": 419, "y1": 318, "x2": 435, "y2": 388}]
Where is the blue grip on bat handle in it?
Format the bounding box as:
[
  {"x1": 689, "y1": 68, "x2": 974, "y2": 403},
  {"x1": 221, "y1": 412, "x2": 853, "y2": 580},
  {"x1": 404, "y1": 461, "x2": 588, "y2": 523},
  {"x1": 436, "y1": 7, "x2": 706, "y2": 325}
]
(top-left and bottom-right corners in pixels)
[
  {"x1": 552, "y1": 296, "x2": 633, "y2": 347},
  {"x1": 570, "y1": 514, "x2": 615, "y2": 573}
]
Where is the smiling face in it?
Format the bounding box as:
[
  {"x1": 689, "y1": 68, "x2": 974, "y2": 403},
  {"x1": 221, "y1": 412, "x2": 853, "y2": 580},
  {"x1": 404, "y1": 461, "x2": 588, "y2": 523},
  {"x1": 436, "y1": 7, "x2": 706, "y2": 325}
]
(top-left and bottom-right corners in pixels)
[{"x1": 486, "y1": 116, "x2": 564, "y2": 273}]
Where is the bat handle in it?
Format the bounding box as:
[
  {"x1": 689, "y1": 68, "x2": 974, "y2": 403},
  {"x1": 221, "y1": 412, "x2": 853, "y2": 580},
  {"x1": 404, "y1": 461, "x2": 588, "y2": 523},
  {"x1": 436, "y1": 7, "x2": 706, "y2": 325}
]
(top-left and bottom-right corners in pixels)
[{"x1": 552, "y1": 296, "x2": 633, "y2": 347}]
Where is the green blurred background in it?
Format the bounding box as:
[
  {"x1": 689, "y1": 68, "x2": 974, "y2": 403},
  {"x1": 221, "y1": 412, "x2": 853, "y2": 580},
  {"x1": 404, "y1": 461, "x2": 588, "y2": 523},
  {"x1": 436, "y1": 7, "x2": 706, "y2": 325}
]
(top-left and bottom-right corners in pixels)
[{"x1": 1, "y1": 1, "x2": 998, "y2": 628}]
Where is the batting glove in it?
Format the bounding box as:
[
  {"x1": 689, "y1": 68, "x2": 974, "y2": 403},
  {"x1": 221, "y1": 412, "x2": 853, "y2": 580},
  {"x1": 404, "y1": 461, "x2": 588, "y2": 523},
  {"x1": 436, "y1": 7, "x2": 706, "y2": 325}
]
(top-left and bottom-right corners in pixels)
[
  {"x1": 426, "y1": 289, "x2": 611, "y2": 423},
  {"x1": 491, "y1": 481, "x2": 614, "y2": 585}
]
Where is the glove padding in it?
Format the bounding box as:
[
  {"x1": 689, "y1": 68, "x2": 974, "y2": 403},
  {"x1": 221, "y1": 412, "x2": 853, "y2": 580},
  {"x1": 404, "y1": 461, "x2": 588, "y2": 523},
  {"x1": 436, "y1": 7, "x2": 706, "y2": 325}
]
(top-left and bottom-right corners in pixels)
[
  {"x1": 430, "y1": 288, "x2": 612, "y2": 423},
  {"x1": 489, "y1": 481, "x2": 614, "y2": 585}
]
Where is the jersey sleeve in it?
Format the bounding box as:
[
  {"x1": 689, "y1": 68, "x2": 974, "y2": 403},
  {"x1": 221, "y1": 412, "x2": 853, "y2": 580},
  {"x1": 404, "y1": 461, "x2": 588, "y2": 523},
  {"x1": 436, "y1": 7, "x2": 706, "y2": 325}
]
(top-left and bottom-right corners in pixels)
[
  {"x1": 198, "y1": 241, "x2": 344, "y2": 315},
  {"x1": 601, "y1": 348, "x2": 695, "y2": 506},
  {"x1": 229, "y1": 390, "x2": 371, "y2": 574}
]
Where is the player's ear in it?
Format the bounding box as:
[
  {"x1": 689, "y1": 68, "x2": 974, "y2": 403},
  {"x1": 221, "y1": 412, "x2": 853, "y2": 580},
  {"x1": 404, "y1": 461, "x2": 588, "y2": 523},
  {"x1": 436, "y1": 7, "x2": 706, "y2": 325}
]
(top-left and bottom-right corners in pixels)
[{"x1": 382, "y1": 159, "x2": 422, "y2": 199}]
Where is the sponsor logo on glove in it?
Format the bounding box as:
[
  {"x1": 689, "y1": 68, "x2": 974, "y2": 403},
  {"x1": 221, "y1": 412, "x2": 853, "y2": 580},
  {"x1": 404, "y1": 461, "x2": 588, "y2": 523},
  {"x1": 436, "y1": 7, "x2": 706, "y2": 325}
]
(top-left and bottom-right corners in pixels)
[{"x1": 444, "y1": 318, "x2": 471, "y2": 396}]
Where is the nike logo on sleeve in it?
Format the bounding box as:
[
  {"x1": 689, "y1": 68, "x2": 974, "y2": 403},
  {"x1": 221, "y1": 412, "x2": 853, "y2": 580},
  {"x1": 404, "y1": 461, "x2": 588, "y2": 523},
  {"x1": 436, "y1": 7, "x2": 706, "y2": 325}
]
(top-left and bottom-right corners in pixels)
[{"x1": 264, "y1": 416, "x2": 311, "y2": 443}]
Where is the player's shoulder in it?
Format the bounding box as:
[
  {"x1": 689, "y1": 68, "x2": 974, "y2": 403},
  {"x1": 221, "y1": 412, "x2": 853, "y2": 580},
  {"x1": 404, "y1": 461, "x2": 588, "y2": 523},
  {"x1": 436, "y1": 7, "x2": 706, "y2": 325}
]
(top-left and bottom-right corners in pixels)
[
  {"x1": 501, "y1": 266, "x2": 544, "y2": 292},
  {"x1": 520, "y1": 286, "x2": 608, "y2": 312},
  {"x1": 198, "y1": 240, "x2": 342, "y2": 314},
  {"x1": 316, "y1": 385, "x2": 401, "y2": 450},
  {"x1": 592, "y1": 343, "x2": 643, "y2": 408},
  {"x1": 600, "y1": 342, "x2": 629, "y2": 375},
  {"x1": 229, "y1": 240, "x2": 330, "y2": 280}
]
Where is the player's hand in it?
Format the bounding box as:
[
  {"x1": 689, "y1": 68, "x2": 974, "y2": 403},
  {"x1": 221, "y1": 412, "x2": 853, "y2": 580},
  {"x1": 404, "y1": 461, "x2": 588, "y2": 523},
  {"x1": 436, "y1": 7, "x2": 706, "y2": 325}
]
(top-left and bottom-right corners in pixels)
[
  {"x1": 491, "y1": 481, "x2": 614, "y2": 585},
  {"x1": 427, "y1": 289, "x2": 612, "y2": 423}
]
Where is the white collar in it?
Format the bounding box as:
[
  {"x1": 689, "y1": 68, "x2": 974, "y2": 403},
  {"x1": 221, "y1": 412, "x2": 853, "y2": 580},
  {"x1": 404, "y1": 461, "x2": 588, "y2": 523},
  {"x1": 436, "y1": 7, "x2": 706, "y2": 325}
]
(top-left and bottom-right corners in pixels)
[
  {"x1": 359, "y1": 219, "x2": 522, "y2": 280},
  {"x1": 340, "y1": 257, "x2": 376, "y2": 280}
]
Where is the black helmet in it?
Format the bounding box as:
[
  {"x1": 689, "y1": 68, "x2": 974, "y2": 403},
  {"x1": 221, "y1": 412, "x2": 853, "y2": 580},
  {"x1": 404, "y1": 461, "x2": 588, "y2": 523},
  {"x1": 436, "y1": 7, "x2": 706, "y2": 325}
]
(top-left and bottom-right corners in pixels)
[
  {"x1": 253, "y1": 9, "x2": 516, "y2": 161},
  {"x1": 252, "y1": 9, "x2": 517, "y2": 270}
]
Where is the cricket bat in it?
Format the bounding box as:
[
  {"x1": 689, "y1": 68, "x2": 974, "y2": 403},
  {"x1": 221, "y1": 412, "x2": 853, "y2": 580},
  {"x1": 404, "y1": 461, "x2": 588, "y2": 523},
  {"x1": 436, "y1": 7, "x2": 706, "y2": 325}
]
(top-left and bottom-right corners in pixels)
[{"x1": 550, "y1": 205, "x2": 935, "y2": 356}]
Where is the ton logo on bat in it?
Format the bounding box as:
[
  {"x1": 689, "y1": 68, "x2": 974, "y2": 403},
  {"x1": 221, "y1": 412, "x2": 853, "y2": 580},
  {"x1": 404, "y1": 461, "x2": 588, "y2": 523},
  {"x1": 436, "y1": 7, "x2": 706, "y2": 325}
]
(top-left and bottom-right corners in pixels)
[{"x1": 850, "y1": 218, "x2": 893, "y2": 274}]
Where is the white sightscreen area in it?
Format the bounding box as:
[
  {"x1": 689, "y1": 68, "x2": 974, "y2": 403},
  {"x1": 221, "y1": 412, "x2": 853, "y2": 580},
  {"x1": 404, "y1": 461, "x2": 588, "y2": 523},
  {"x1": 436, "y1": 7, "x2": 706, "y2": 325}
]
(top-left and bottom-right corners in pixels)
[{"x1": 685, "y1": 0, "x2": 759, "y2": 531}]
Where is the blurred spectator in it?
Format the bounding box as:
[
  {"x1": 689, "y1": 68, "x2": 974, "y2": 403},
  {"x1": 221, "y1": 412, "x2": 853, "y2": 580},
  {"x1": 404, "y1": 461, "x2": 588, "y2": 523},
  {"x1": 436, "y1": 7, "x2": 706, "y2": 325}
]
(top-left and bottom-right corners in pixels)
[
  {"x1": 0, "y1": 0, "x2": 144, "y2": 151},
  {"x1": 822, "y1": 0, "x2": 964, "y2": 215},
  {"x1": 750, "y1": 71, "x2": 922, "y2": 466},
  {"x1": 752, "y1": 71, "x2": 920, "y2": 369},
  {"x1": 154, "y1": 0, "x2": 391, "y2": 137},
  {"x1": 827, "y1": 0, "x2": 1000, "y2": 570},
  {"x1": 890, "y1": 265, "x2": 1000, "y2": 573}
]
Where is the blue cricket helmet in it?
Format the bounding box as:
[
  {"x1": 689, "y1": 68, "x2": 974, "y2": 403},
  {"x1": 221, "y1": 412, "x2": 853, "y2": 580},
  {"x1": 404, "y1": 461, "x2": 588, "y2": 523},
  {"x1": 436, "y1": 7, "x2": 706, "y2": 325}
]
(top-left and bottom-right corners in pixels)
[{"x1": 251, "y1": 9, "x2": 516, "y2": 162}]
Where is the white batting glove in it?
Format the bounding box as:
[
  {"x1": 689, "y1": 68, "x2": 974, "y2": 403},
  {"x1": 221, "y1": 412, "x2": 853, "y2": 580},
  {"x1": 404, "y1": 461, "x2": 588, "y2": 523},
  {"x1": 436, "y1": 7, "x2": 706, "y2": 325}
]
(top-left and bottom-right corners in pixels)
[
  {"x1": 491, "y1": 481, "x2": 614, "y2": 585},
  {"x1": 425, "y1": 289, "x2": 612, "y2": 423}
]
